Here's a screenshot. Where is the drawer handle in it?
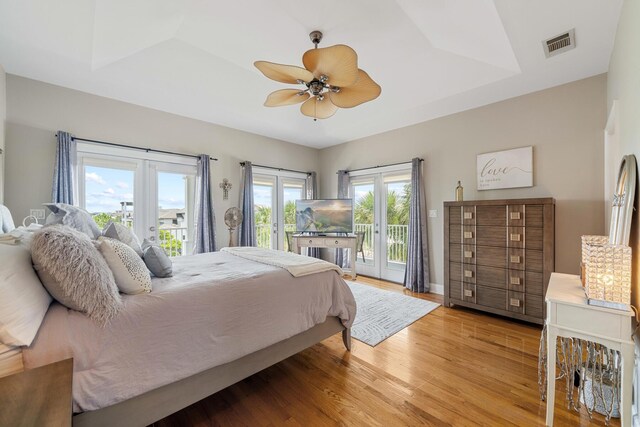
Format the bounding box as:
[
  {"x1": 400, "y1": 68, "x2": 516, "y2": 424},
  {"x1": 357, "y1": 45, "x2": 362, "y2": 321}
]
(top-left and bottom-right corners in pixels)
[
  {"x1": 510, "y1": 212, "x2": 521, "y2": 220},
  {"x1": 510, "y1": 277, "x2": 521, "y2": 285},
  {"x1": 509, "y1": 298, "x2": 521, "y2": 307},
  {"x1": 464, "y1": 289, "x2": 473, "y2": 297},
  {"x1": 464, "y1": 270, "x2": 473, "y2": 278},
  {"x1": 463, "y1": 231, "x2": 473, "y2": 239},
  {"x1": 335, "y1": 240, "x2": 339, "y2": 244},
  {"x1": 309, "y1": 240, "x2": 313, "y2": 244},
  {"x1": 510, "y1": 234, "x2": 521, "y2": 242},
  {"x1": 463, "y1": 212, "x2": 473, "y2": 220},
  {"x1": 464, "y1": 250, "x2": 473, "y2": 259},
  {"x1": 510, "y1": 255, "x2": 521, "y2": 264}
]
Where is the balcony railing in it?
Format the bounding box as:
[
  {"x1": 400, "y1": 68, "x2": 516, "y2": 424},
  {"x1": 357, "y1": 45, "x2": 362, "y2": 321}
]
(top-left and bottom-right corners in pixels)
[
  {"x1": 255, "y1": 223, "x2": 408, "y2": 264},
  {"x1": 158, "y1": 227, "x2": 187, "y2": 257}
]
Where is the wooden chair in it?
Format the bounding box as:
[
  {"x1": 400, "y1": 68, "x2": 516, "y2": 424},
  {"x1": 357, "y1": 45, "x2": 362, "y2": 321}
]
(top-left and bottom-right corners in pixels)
[{"x1": 355, "y1": 231, "x2": 366, "y2": 262}]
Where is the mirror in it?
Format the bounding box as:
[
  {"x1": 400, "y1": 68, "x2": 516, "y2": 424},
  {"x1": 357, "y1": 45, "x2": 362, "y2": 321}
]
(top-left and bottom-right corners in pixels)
[{"x1": 609, "y1": 154, "x2": 637, "y2": 245}]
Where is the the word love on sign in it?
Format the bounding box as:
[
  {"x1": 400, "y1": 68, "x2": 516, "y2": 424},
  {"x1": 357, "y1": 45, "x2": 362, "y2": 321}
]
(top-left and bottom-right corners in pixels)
[{"x1": 477, "y1": 146, "x2": 533, "y2": 190}]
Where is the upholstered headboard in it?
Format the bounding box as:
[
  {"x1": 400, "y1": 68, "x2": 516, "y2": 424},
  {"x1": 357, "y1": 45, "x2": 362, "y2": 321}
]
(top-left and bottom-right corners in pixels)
[{"x1": 0, "y1": 204, "x2": 15, "y2": 234}]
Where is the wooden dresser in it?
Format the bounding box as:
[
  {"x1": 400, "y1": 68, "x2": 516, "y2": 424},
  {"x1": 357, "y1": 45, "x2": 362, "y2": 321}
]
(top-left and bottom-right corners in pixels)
[{"x1": 444, "y1": 198, "x2": 555, "y2": 324}]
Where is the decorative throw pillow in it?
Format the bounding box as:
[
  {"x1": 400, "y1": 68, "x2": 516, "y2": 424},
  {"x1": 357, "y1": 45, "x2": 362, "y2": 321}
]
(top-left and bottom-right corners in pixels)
[
  {"x1": 44, "y1": 203, "x2": 101, "y2": 239},
  {"x1": 141, "y1": 239, "x2": 173, "y2": 278},
  {"x1": 0, "y1": 241, "x2": 52, "y2": 346},
  {"x1": 97, "y1": 237, "x2": 152, "y2": 294},
  {"x1": 103, "y1": 222, "x2": 143, "y2": 257},
  {"x1": 31, "y1": 225, "x2": 122, "y2": 325}
]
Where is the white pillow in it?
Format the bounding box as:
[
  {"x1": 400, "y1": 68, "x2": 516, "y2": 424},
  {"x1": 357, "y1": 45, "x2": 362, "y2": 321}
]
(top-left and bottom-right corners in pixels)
[
  {"x1": 97, "y1": 237, "x2": 152, "y2": 294},
  {"x1": 102, "y1": 222, "x2": 143, "y2": 257},
  {"x1": 0, "y1": 242, "x2": 52, "y2": 346}
]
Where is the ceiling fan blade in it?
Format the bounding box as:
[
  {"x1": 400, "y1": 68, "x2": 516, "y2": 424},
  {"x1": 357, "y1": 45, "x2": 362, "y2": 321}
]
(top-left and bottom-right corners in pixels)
[
  {"x1": 329, "y1": 69, "x2": 381, "y2": 108},
  {"x1": 302, "y1": 45, "x2": 359, "y2": 87},
  {"x1": 300, "y1": 96, "x2": 338, "y2": 120},
  {"x1": 254, "y1": 61, "x2": 314, "y2": 84},
  {"x1": 264, "y1": 89, "x2": 310, "y2": 107}
]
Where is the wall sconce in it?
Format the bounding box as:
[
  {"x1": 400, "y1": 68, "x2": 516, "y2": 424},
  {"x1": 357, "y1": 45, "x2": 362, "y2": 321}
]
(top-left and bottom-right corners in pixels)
[
  {"x1": 219, "y1": 178, "x2": 232, "y2": 200},
  {"x1": 582, "y1": 235, "x2": 632, "y2": 311}
]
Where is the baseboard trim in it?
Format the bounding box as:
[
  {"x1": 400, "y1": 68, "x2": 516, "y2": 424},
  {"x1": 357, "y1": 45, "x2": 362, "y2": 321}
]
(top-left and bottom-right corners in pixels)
[{"x1": 430, "y1": 283, "x2": 444, "y2": 295}]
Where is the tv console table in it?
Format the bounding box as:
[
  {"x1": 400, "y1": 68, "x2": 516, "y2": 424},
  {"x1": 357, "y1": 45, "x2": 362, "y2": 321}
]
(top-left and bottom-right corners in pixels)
[{"x1": 292, "y1": 234, "x2": 357, "y2": 280}]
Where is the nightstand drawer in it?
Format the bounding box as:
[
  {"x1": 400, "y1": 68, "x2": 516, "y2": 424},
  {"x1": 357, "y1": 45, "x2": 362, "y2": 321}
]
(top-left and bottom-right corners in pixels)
[{"x1": 325, "y1": 238, "x2": 345, "y2": 247}]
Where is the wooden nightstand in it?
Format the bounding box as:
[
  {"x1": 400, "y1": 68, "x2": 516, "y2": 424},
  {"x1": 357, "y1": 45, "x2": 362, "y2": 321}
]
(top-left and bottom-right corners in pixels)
[{"x1": 0, "y1": 358, "x2": 73, "y2": 427}]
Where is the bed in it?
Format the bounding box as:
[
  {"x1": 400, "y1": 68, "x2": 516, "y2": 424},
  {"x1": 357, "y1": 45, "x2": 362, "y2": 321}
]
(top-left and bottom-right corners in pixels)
[{"x1": 21, "y1": 250, "x2": 356, "y2": 427}]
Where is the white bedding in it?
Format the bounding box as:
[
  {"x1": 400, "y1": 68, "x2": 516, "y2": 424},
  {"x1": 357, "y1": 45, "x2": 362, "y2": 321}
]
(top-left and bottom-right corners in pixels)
[
  {"x1": 221, "y1": 246, "x2": 343, "y2": 277},
  {"x1": 22, "y1": 251, "x2": 356, "y2": 413}
]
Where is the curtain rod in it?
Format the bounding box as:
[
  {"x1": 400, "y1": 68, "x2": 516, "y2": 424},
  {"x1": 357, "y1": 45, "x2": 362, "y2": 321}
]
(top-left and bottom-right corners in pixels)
[
  {"x1": 56, "y1": 135, "x2": 218, "y2": 161},
  {"x1": 337, "y1": 158, "x2": 424, "y2": 174},
  {"x1": 240, "y1": 162, "x2": 312, "y2": 176}
]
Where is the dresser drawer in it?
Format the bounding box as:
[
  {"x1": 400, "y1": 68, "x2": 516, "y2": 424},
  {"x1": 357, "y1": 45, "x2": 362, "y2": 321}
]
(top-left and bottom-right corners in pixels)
[
  {"x1": 476, "y1": 246, "x2": 507, "y2": 269},
  {"x1": 449, "y1": 206, "x2": 462, "y2": 225},
  {"x1": 476, "y1": 266, "x2": 507, "y2": 290},
  {"x1": 507, "y1": 292, "x2": 543, "y2": 318},
  {"x1": 449, "y1": 281, "x2": 462, "y2": 300},
  {"x1": 507, "y1": 205, "x2": 525, "y2": 227},
  {"x1": 450, "y1": 244, "x2": 476, "y2": 264},
  {"x1": 508, "y1": 248, "x2": 525, "y2": 270},
  {"x1": 476, "y1": 226, "x2": 506, "y2": 247},
  {"x1": 526, "y1": 250, "x2": 543, "y2": 272},
  {"x1": 450, "y1": 225, "x2": 476, "y2": 244},
  {"x1": 450, "y1": 263, "x2": 476, "y2": 284},
  {"x1": 525, "y1": 271, "x2": 544, "y2": 295},
  {"x1": 525, "y1": 205, "x2": 544, "y2": 227},
  {"x1": 525, "y1": 227, "x2": 543, "y2": 250},
  {"x1": 506, "y1": 270, "x2": 525, "y2": 293},
  {"x1": 507, "y1": 227, "x2": 524, "y2": 249},
  {"x1": 476, "y1": 285, "x2": 506, "y2": 311},
  {"x1": 462, "y1": 206, "x2": 476, "y2": 226},
  {"x1": 476, "y1": 205, "x2": 506, "y2": 226},
  {"x1": 462, "y1": 283, "x2": 476, "y2": 303},
  {"x1": 325, "y1": 238, "x2": 345, "y2": 247}
]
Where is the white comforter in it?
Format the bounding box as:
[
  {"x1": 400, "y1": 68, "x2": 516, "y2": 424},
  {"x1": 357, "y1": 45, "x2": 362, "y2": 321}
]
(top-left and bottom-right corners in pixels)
[{"x1": 23, "y1": 251, "x2": 356, "y2": 413}]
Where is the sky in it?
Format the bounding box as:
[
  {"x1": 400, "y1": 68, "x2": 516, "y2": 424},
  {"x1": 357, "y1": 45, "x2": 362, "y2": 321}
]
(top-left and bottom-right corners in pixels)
[
  {"x1": 253, "y1": 184, "x2": 304, "y2": 208},
  {"x1": 84, "y1": 166, "x2": 186, "y2": 214}
]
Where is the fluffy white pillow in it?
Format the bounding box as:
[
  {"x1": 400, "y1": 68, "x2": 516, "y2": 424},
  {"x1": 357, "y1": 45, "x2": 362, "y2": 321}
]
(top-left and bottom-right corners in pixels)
[
  {"x1": 102, "y1": 222, "x2": 143, "y2": 257},
  {"x1": 0, "y1": 241, "x2": 52, "y2": 346},
  {"x1": 97, "y1": 237, "x2": 152, "y2": 294}
]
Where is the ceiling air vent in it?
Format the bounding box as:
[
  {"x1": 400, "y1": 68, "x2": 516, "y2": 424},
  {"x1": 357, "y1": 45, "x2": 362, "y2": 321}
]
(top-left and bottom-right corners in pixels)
[{"x1": 542, "y1": 29, "x2": 576, "y2": 58}]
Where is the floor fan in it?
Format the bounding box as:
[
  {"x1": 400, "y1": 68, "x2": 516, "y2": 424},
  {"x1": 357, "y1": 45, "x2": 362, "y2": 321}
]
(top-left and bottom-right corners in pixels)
[{"x1": 224, "y1": 207, "x2": 243, "y2": 247}]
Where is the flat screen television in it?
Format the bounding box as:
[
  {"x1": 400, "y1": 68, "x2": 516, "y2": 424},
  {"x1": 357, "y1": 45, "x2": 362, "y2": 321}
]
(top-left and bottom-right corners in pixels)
[{"x1": 295, "y1": 199, "x2": 353, "y2": 234}]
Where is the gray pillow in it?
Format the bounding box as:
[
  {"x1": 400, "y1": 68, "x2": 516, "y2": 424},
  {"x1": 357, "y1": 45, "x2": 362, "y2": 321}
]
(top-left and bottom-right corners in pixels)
[
  {"x1": 31, "y1": 225, "x2": 122, "y2": 325},
  {"x1": 103, "y1": 222, "x2": 143, "y2": 257},
  {"x1": 44, "y1": 203, "x2": 101, "y2": 239},
  {"x1": 142, "y1": 239, "x2": 173, "y2": 278}
]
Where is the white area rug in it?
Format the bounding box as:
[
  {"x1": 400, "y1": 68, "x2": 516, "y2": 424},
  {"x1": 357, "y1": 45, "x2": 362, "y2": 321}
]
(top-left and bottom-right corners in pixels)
[{"x1": 346, "y1": 281, "x2": 440, "y2": 347}]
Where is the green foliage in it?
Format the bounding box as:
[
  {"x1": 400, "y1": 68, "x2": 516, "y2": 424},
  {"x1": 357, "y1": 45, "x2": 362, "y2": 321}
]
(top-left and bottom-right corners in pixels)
[
  {"x1": 159, "y1": 230, "x2": 182, "y2": 255},
  {"x1": 92, "y1": 213, "x2": 122, "y2": 230},
  {"x1": 354, "y1": 184, "x2": 411, "y2": 226},
  {"x1": 284, "y1": 200, "x2": 296, "y2": 225},
  {"x1": 254, "y1": 205, "x2": 272, "y2": 225}
]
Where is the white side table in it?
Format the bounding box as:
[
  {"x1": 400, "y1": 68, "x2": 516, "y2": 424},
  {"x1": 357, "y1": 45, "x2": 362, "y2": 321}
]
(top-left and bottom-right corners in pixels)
[{"x1": 545, "y1": 273, "x2": 635, "y2": 426}]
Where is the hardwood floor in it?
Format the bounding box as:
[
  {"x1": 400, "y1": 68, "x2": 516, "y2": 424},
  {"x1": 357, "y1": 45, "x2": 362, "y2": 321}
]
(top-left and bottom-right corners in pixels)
[{"x1": 155, "y1": 276, "x2": 619, "y2": 427}]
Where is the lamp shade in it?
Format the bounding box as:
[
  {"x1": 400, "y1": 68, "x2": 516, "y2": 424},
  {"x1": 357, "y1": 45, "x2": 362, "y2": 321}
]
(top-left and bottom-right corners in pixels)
[{"x1": 582, "y1": 235, "x2": 631, "y2": 310}]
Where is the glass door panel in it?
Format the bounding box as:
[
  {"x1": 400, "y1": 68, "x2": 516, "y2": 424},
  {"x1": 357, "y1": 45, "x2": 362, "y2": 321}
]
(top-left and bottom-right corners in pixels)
[
  {"x1": 82, "y1": 165, "x2": 136, "y2": 231},
  {"x1": 383, "y1": 174, "x2": 411, "y2": 282},
  {"x1": 155, "y1": 171, "x2": 195, "y2": 256},
  {"x1": 352, "y1": 179, "x2": 377, "y2": 277},
  {"x1": 281, "y1": 179, "x2": 305, "y2": 252},
  {"x1": 253, "y1": 175, "x2": 277, "y2": 249}
]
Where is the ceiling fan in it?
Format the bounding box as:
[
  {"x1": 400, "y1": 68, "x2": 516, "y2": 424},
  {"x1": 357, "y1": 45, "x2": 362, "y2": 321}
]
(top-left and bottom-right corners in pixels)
[{"x1": 254, "y1": 31, "x2": 381, "y2": 121}]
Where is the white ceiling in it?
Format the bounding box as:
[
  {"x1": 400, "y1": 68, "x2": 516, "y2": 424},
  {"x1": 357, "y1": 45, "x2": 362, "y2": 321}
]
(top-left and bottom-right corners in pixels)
[{"x1": 0, "y1": 0, "x2": 623, "y2": 148}]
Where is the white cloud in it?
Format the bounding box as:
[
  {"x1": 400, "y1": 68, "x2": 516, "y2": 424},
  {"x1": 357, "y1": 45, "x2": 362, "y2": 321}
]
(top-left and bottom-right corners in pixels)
[
  {"x1": 86, "y1": 172, "x2": 106, "y2": 185},
  {"x1": 116, "y1": 181, "x2": 129, "y2": 189},
  {"x1": 104, "y1": 188, "x2": 115, "y2": 195}
]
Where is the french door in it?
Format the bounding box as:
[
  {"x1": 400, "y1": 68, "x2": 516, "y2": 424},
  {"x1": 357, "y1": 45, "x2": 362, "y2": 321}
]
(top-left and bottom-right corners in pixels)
[
  {"x1": 351, "y1": 168, "x2": 411, "y2": 282},
  {"x1": 77, "y1": 143, "x2": 197, "y2": 256},
  {"x1": 253, "y1": 168, "x2": 306, "y2": 251}
]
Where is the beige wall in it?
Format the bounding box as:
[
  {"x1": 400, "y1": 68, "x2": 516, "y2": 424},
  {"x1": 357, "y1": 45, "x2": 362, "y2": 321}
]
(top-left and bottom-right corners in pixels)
[
  {"x1": 319, "y1": 75, "x2": 607, "y2": 286},
  {"x1": 4, "y1": 75, "x2": 319, "y2": 246},
  {"x1": 0, "y1": 65, "x2": 5, "y2": 203},
  {"x1": 607, "y1": 0, "x2": 640, "y2": 307}
]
